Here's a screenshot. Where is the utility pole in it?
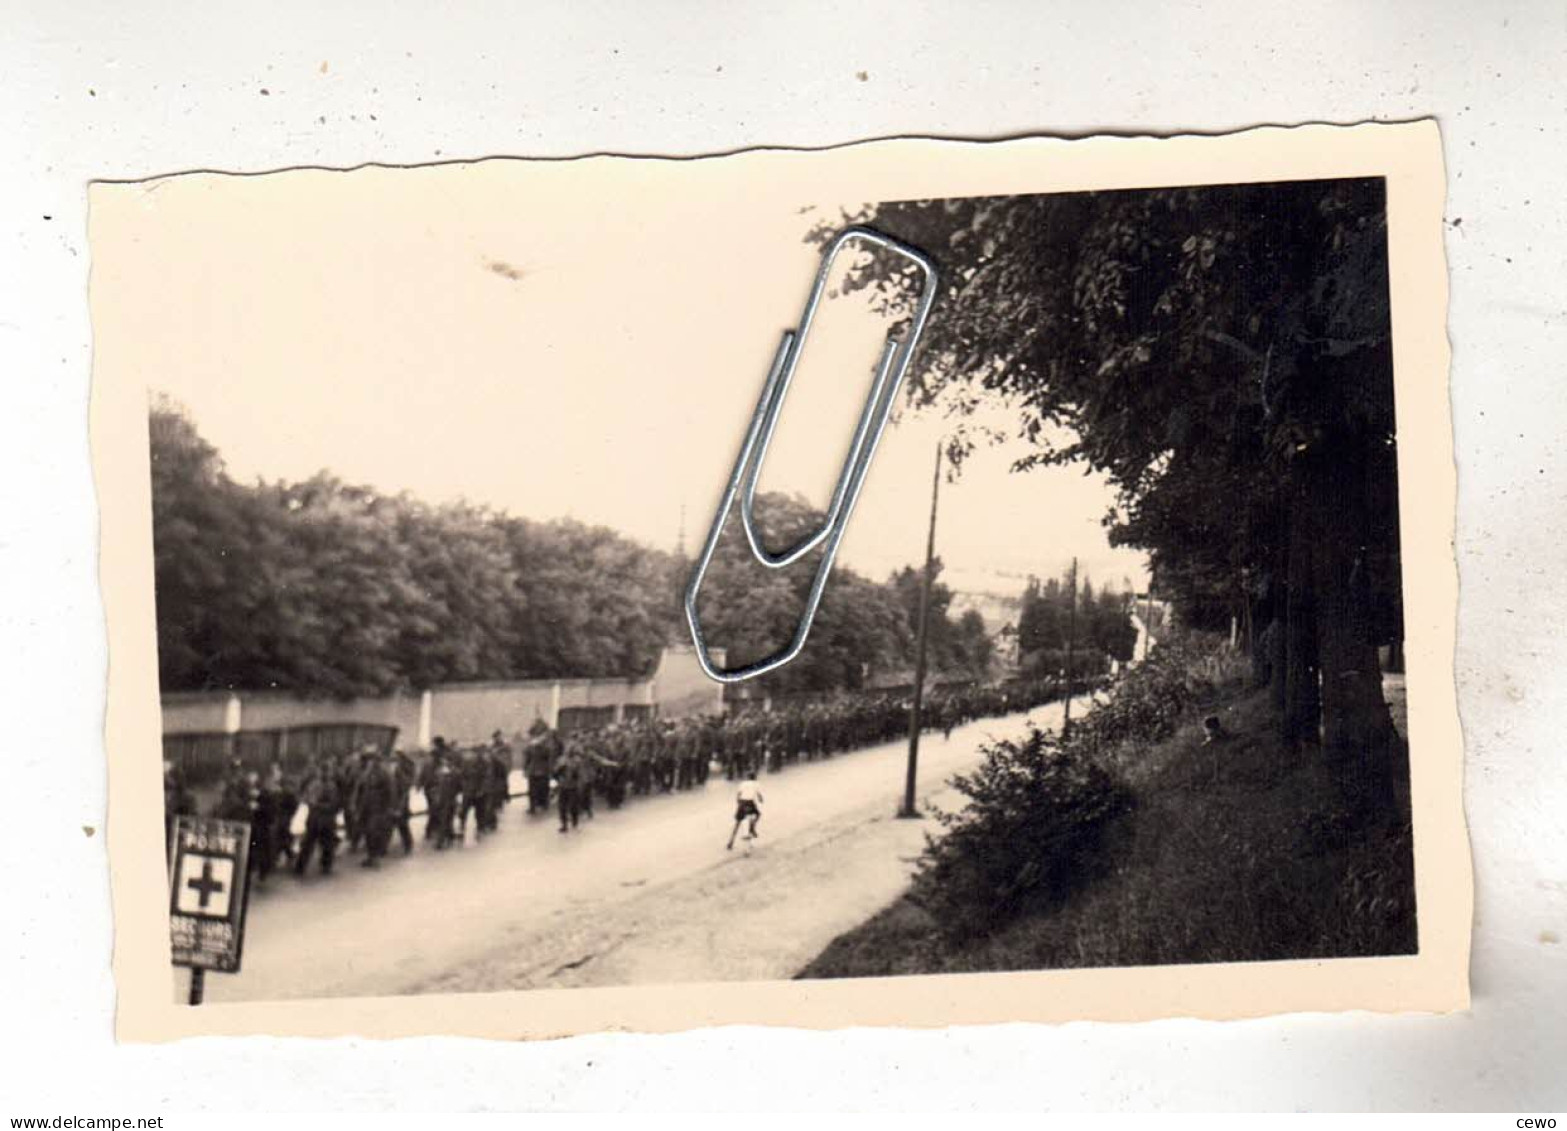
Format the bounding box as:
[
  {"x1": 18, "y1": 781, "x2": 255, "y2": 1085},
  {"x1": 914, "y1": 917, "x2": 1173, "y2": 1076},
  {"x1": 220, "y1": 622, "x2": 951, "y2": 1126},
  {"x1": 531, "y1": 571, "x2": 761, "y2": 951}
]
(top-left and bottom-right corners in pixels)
[
  {"x1": 1062, "y1": 556, "x2": 1078, "y2": 737},
  {"x1": 900, "y1": 441, "x2": 942, "y2": 819}
]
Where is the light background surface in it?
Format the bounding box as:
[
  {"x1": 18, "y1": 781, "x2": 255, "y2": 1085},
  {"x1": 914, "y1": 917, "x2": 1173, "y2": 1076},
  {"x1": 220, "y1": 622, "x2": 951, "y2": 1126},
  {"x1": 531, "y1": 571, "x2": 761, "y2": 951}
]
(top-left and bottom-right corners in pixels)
[{"x1": 2, "y1": 0, "x2": 1563, "y2": 1112}]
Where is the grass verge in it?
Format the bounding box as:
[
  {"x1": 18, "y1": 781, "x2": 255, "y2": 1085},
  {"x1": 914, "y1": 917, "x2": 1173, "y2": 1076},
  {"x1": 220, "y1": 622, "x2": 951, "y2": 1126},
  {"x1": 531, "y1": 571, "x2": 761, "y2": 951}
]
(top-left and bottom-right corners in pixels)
[{"x1": 799, "y1": 680, "x2": 1416, "y2": 979}]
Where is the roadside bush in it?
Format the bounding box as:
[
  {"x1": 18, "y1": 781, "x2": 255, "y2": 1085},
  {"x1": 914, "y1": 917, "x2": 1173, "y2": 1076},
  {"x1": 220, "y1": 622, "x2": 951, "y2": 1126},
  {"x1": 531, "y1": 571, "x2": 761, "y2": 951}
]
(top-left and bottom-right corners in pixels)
[
  {"x1": 910, "y1": 728, "x2": 1134, "y2": 943},
  {"x1": 909, "y1": 631, "x2": 1244, "y2": 944},
  {"x1": 1078, "y1": 630, "x2": 1243, "y2": 753}
]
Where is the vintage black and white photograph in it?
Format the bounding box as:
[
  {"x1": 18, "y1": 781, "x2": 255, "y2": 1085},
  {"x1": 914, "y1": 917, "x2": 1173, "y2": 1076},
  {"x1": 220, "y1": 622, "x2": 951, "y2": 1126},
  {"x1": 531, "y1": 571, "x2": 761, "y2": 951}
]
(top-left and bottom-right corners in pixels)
[{"x1": 90, "y1": 128, "x2": 1464, "y2": 1034}]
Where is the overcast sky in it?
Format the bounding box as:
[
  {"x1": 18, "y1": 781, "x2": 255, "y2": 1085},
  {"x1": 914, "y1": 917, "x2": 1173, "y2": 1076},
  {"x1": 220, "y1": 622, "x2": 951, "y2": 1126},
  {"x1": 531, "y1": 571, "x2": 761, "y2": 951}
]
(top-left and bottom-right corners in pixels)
[{"x1": 99, "y1": 158, "x2": 1148, "y2": 598}]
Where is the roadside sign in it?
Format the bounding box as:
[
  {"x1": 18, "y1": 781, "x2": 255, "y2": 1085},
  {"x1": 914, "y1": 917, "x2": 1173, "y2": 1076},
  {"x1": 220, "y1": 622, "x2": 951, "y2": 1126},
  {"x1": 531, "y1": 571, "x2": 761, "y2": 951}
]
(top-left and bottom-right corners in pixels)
[{"x1": 168, "y1": 814, "x2": 251, "y2": 975}]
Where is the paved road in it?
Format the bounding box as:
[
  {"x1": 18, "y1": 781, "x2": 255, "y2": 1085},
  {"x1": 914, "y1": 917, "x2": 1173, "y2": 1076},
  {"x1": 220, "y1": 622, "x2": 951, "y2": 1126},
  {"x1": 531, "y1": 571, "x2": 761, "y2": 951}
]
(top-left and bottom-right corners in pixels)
[{"x1": 198, "y1": 699, "x2": 1077, "y2": 1002}]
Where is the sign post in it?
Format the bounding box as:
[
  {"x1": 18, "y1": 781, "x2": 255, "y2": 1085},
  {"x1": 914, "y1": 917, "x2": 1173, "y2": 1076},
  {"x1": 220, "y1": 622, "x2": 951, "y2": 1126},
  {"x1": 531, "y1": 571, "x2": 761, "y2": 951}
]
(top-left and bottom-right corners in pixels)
[
  {"x1": 168, "y1": 814, "x2": 252, "y2": 1003},
  {"x1": 900, "y1": 440, "x2": 943, "y2": 819}
]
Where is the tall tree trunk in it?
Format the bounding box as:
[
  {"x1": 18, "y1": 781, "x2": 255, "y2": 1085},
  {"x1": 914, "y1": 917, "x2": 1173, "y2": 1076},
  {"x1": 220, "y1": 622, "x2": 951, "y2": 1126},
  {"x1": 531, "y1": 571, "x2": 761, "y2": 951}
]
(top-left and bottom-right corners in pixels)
[
  {"x1": 1282, "y1": 496, "x2": 1320, "y2": 748},
  {"x1": 1304, "y1": 442, "x2": 1399, "y2": 814},
  {"x1": 1268, "y1": 613, "x2": 1287, "y2": 706},
  {"x1": 1266, "y1": 548, "x2": 1287, "y2": 709}
]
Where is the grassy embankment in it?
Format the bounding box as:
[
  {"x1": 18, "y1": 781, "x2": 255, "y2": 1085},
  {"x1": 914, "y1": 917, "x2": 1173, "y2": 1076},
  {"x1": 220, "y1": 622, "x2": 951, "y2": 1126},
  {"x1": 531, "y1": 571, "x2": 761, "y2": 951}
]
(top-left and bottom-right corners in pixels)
[{"x1": 800, "y1": 645, "x2": 1416, "y2": 978}]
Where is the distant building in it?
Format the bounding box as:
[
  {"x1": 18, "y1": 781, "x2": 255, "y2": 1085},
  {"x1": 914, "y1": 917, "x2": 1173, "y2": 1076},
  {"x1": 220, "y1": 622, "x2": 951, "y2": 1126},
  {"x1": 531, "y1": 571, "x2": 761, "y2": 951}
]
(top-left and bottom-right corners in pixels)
[{"x1": 949, "y1": 588, "x2": 1025, "y2": 676}]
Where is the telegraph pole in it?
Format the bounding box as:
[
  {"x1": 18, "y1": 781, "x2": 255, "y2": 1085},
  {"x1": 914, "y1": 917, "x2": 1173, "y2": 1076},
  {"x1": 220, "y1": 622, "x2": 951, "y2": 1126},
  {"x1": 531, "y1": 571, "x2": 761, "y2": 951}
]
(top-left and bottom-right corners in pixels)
[
  {"x1": 1061, "y1": 556, "x2": 1078, "y2": 737},
  {"x1": 899, "y1": 441, "x2": 943, "y2": 819}
]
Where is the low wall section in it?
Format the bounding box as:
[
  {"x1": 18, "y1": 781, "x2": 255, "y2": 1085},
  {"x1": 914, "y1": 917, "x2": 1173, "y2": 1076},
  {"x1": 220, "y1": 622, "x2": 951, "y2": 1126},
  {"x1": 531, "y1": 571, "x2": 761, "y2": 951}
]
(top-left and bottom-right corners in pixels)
[{"x1": 161, "y1": 644, "x2": 725, "y2": 751}]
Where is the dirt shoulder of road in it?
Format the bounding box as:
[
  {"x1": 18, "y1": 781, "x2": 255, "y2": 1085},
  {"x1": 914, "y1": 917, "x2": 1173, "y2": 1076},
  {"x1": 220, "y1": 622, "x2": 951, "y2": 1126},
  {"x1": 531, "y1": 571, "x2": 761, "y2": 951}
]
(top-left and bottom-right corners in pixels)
[{"x1": 798, "y1": 687, "x2": 1417, "y2": 979}]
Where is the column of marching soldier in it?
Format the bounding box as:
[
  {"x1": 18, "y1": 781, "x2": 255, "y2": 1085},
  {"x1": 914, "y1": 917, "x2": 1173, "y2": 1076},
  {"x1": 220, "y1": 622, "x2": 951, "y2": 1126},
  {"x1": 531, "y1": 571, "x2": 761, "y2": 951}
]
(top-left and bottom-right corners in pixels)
[{"x1": 162, "y1": 679, "x2": 1078, "y2": 888}]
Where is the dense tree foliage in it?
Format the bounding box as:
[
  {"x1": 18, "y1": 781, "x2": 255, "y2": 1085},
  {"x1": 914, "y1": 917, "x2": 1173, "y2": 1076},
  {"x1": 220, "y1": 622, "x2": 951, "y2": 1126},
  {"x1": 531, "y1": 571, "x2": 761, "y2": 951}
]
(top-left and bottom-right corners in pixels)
[
  {"x1": 888, "y1": 560, "x2": 997, "y2": 679},
  {"x1": 1016, "y1": 571, "x2": 1138, "y2": 677},
  {"x1": 150, "y1": 402, "x2": 997, "y2": 697},
  {"x1": 826, "y1": 177, "x2": 1403, "y2": 804},
  {"x1": 690, "y1": 493, "x2": 996, "y2": 694},
  {"x1": 150, "y1": 401, "x2": 681, "y2": 696}
]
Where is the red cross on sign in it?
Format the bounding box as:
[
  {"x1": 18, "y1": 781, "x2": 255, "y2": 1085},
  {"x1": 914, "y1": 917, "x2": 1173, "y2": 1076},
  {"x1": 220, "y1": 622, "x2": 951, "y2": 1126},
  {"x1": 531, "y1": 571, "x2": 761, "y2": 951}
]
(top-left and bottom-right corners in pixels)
[
  {"x1": 175, "y1": 854, "x2": 233, "y2": 916},
  {"x1": 168, "y1": 814, "x2": 251, "y2": 974}
]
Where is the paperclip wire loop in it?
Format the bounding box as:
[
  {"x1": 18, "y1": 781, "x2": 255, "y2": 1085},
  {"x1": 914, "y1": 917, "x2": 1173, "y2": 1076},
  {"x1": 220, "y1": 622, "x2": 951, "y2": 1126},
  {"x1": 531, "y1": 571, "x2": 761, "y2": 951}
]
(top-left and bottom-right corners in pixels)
[
  {"x1": 685, "y1": 226, "x2": 940, "y2": 683},
  {"x1": 683, "y1": 334, "x2": 795, "y2": 683},
  {"x1": 740, "y1": 226, "x2": 934, "y2": 568}
]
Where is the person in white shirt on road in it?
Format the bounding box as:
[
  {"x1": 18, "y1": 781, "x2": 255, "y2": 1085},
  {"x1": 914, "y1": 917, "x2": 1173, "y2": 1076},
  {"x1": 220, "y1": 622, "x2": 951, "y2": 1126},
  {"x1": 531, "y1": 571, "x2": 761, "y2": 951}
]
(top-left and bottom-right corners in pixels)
[{"x1": 727, "y1": 773, "x2": 763, "y2": 850}]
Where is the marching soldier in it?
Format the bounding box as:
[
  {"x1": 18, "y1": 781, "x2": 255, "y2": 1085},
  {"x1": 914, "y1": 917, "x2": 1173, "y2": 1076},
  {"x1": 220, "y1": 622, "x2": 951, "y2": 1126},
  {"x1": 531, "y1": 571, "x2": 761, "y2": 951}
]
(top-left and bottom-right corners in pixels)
[
  {"x1": 214, "y1": 758, "x2": 252, "y2": 823},
  {"x1": 556, "y1": 747, "x2": 583, "y2": 833},
  {"x1": 522, "y1": 724, "x2": 554, "y2": 815},
  {"x1": 483, "y1": 737, "x2": 511, "y2": 831},
  {"x1": 275, "y1": 765, "x2": 300, "y2": 869},
  {"x1": 722, "y1": 719, "x2": 745, "y2": 781},
  {"x1": 420, "y1": 738, "x2": 450, "y2": 840},
  {"x1": 357, "y1": 746, "x2": 399, "y2": 869},
  {"x1": 671, "y1": 721, "x2": 688, "y2": 788},
  {"x1": 336, "y1": 751, "x2": 365, "y2": 853},
  {"x1": 214, "y1": 761, "x2": 266, "y2": 884},
  {"x1": 598, "y1": 729, "x2": 628, "y2": 810},
  {"x1": 253, "y1": 763, "x2": 295, "y2": 885},
  {"x1": 575, "y1": 734, "x2": 598, "y2": 820},
  {"x1": 427, "y1": 743, "x2": 461, "y2": 850},
  {"x1": 940, "y1": 695, "x2": 957, "y2": 740},
  {"x1": 694, "y1": 719, "x2": 714, "y2": 784},
  {"x1": 392, "y1": 748, "x2": 416, "y2": 855},
  {"x1": 458, "y1": 746, "x2": 486, "y2": 840},
  {"x1": 294, "y1": 761, "x2": 342, "y2": 877},
  {"x1": 631, "y1": 726, "x2": 654, "y2": 796}
]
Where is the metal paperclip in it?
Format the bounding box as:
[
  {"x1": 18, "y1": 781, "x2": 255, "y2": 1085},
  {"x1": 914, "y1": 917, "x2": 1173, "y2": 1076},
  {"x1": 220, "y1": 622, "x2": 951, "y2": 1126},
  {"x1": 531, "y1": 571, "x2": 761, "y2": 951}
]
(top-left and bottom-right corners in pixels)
[{"x1": 685, "y1": 226, "x2": 940, "y2": 683}]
